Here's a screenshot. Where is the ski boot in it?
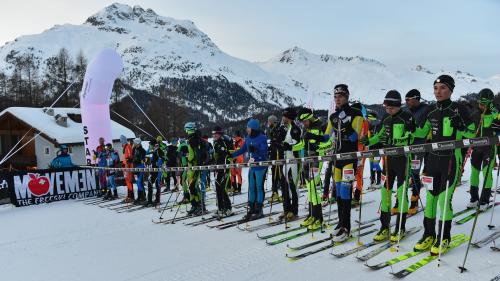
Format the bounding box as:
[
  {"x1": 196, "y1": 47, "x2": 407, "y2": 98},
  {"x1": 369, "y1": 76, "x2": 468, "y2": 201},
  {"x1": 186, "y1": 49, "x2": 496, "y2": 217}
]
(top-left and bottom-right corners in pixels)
[
  {"x1": 242, "y1": 203, "x2": 256, "y2": 221},
  {"x1": 332, "y1": 227, "x2": 349, "y2": 242},
  {"x1": 286, "y1": 212, "x2": 298, "y2": 222},
  {"x1": 430, "y1": 237, "x2": 450, "y2": 256},
  {"x1": 113, "y1": 189, "x2": 118, "y2": 199},
  {"x1": 414, "y1": 235, "x2": 435, "y2": 252},
  {"x1": 123, "y1": 190, "x2": 135, "y2": 203},
  {"x1": 301, "y1": 216, "x2": 315, "y2": 227},
  {"x1": 133, "y1": 191, "x2": 146, "y2": 205},
  {"x1": 373, "y1": 228, "x2": 390, "y2": 242},
  {"x1": 390, "y1": 229, "x2": 406, "y2": 243},
  {"x1": 103, "y1": 190, "x2": 113, "y2": 200},
  {"x1": 270, "y1": 192, "x2": 281, "y2": 203},
  {"x1": 250, "y1": 203, "x2": 264, "y2": 220},
  {"x1": 307, "y1": 218, "x2": 323, "y2": 231},
  {"x1": 467, "y1": 186, "x2": 480, "y2": 208}
]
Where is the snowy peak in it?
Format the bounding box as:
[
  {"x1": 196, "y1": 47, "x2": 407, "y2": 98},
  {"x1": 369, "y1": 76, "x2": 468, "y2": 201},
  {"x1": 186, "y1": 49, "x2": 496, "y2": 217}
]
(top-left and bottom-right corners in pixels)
[{"x1": 268, "y1": 46, "x2": 385, "y2": 67}]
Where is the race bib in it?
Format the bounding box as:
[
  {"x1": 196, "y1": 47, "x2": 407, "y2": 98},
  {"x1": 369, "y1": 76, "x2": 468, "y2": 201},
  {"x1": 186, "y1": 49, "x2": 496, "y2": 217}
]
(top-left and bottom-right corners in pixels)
[
  {"x1": 343, "y1": 169, "x2": 355, "y2": 181},
  {"x1": 421, "y1": 176, "x2": 434, "y2": 191}
]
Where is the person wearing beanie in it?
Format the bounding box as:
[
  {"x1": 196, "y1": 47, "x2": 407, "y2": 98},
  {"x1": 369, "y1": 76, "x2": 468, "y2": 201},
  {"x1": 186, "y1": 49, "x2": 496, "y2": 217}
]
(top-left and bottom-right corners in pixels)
[
  {"x1": 324, "y1": 83, "x2": 364, "y2": 242},
  {"x1": 361, "y1": 90, "x2": 416, "y2": 243},
  {"x1": 144, "y1": 138, "x2": 164, "y2": 207},
  {"x1": 266, "y1": 115, "x2": 285, "y2": 203},
  {"x1": 132, "y1": 137, "x2": 147, "y2": 204},
  {"x1": 298, "y1": 108, "x2": 329, "y2": 230},
  {"x1": 231, "y1": 130, "x2": 244, "y2": 194},
  {"x1": 405, "y1": 89, "x2": 430, "y2": 215},
  {"x1": 277, "y1": 107, "x2": 302, "y2": 222},
  {"x1": 468, "y1": 88, "x2": 500, "y2": 210},
  {"x1": 121, "y1": 137, "x2": 135, "y2": 203},
  {"x1": 211, "y1": 126, "x2": 235, "y2": 218},
  {"x1": 232, "y1": 119, "x2": 268, "y2": 221},
  {"x1": 103, "y1": 143, "x2": 120, "y2": 200},
  {"x1": 411, "y1": 75, "x2": 476, "y2": 255}
]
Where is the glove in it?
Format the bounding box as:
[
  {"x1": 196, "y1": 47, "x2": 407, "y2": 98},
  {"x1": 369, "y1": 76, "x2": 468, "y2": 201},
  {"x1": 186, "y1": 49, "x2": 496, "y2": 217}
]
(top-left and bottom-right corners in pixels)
[
  {"x1": 347, "y1": 132, "x2": 358, "y2": 143},
  {"x1": 248, "y1": 145, "x2": 257, "y2": 153},
  {"x1": 360, "y1": 136, "x2": 370, "y2": 146},
  {"x1": 282, "y1": 142, "x2": 292, "y2": 151}
]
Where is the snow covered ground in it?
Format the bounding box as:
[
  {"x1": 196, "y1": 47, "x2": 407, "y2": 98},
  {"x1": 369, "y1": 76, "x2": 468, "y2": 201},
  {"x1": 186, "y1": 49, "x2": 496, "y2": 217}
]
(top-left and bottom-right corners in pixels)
[{"x1": 1, "y1": 163, "x2": 500, "y2": 281}]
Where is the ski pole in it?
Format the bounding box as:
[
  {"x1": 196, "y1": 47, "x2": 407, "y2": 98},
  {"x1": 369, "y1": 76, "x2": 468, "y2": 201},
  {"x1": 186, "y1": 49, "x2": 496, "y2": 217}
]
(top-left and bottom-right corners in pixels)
[
  {"x1": 384, "y1": 155, "x2": 391, "y2": 242},
  {"x1": 458, "y1": 156, "x2": 492, "y2": 272},
  {"x1": 158, "y1": 188, "x2": 175, "y2": 220},
  {"x1": 488, "y1": 154, "x2": 500, "y2": 229},
  {"x1": 438, "y1": 156, "x2": 455, "y2": 267}
]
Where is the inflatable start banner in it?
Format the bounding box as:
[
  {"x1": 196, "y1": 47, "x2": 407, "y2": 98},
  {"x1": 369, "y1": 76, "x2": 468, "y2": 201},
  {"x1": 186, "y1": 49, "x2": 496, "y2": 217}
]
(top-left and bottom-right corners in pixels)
[{"x1": 80, "y1": 49, "x2": 123, "y2": 165}]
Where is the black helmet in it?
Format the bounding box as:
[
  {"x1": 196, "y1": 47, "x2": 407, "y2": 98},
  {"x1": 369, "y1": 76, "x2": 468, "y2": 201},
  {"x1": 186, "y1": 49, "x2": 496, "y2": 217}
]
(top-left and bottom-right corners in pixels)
[
  {"x1": 298, "y1": 108, "x2": 314, "y2": 121},
  {"x1": 478, "y1": 88, "x2": 494, "y2": 105}
]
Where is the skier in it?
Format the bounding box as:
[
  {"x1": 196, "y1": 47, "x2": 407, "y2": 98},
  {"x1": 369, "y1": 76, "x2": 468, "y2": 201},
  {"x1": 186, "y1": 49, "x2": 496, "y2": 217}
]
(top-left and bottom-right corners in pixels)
[
  {"x1": 299, "y1": 108, "x2": 327, "y2": 230},
  {"x1": 404, "y1": 89, "x2": 430, "y2": 215},
  {"x1": 361, "y1": 90, "x2": 416, "y2": 243},
  {"x1": 278, "y1": 107, "x2": 302, "y2": 222},
  {"x1": 184, "y1": 122, "x2": 204, "y2": 216},
  {"x1": 132, "y1": 137, "x2": 147, "y2": 204},
  {"x1": 145, "y1": 138, "x2": 163, "y2": 207},
  {"x1": 411, "y1": 75, "x2": 476, "y2": 255},
  {"x1": 351, "y1": 102, "x2": 370, "y2": 205},
  {"x1": 120, "y1": 136, "x2": 135, "y2": 203},
  {"x1": 232, "y1": 119, "x2": 268, "y2": 221},
  {"x1": 94, "y1": 137, "x2": 108, "y2": 196},
  {"x1": 177, "y1": 139, "x2": 190, "y2": 203},
  {"x1": 367, "y1": 111, "x2": 383, "y2": 188},
  {"x1": 164, "y1": 139, "x2": 178, "y2": 192},
  {"x1": 267, "y1": 115, "x2": 284, "y2": 203},
  {"x1": 325, "y1": 84, "x2": 364, "y2": 242},
  {"x1": 103, "y1": 143, "x2": 119, "y2": 200},
  {"x1": 49, "y1": 144, "x2": 74, "y2": 168},
  {"x1": 231, "y1": 131, "x2": 244, "y2": 194},
  {"x1": 212, "y1": 126, "x2": 234, "y2": 218},
  {"x1": 468, "y1": 88, "x2": 500, "y2": 210}
]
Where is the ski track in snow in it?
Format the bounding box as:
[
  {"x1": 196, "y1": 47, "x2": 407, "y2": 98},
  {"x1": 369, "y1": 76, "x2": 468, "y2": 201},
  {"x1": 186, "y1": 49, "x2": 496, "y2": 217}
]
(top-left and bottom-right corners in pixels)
[{"x1": 1, "y1": 165, "x2": 500, "y2": 281}]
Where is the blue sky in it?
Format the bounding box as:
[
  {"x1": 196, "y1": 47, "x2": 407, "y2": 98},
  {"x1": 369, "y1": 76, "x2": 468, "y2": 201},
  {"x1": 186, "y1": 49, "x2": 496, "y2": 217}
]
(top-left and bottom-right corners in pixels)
[{"x1": 1, "y1": 0, "x2": 499, "y2": 77}]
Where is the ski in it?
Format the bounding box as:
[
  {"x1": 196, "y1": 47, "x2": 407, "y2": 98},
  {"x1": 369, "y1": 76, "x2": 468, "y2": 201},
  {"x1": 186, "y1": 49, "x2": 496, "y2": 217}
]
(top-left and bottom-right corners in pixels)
[
  {"x1": 356, "y1": 242, "x2": 393, "y2": 262},
  {"x1": 491, "y1": 246, "x2": 500, "y2": 251},
  {"x1": 332, "y1": 226, "x2": 421, "y2": 258},
  {"x1": 217, "y1": 211, "x2": 281, "y2": 230},
  {"x1": 391, "y1": 234, "x2": 469, "y2": 278},
  {"x1": 287, "y1": 223, "x2": 375, "y2": 251},
  {"x1": 186, "y1": 209, "x2": 246, "y2": 226},
  {"x1": 472, "y1": 230, "x2": 500, "y2": 248},
  {"x1": 366, "y1": 233, "x2": 466, "y2": 270},
  {"x1": 285, "y1": 228, "x2": 378, "y2": 261},
  {"x1": 455, "y1": 202, "x2": 500, "y2": 225},
  {"x1": 153, "y1": 210, "x2": 216, "y2": 224}
]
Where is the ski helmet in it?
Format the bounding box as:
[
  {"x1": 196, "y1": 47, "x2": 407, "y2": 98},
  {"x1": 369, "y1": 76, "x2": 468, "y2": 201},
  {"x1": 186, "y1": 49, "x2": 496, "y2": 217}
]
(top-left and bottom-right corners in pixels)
[
  {"x1": 478, "y1": 88, "x2": 494, "y2": 105},
  {"x1": 298, "y1": 108, "x2": 314, "y2": 121},
  {"x1": 212, "y1": 126, "x2": 223, "y2": 135},
  {"x1": 133, "y1": 138, "x2": 141, "y2": 145},
  {"x1": 333, "y1": 84, "x2": 349, "y2": 97},
  {"x1": 384, "y1": 90, "x2": 402, "y2": 107},
  {"x1": 184, "y1": 122, "x2": 197, "y2": 135},
  {"x1": 247, "y1": 119, "x2": 260, "y2": 131},
  {"x1": 60, "y1": 144, "x2": 68, "y2": 150}
]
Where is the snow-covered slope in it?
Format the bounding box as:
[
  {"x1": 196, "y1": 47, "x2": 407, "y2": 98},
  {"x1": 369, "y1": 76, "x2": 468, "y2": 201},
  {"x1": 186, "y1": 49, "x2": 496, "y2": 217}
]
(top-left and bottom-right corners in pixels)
[
  {"x1": 258, "y1": 47, "x2": 500, "y2": 108},
  {"x1": 1, "y1": 163, "x2": 499, "y2": 281}
]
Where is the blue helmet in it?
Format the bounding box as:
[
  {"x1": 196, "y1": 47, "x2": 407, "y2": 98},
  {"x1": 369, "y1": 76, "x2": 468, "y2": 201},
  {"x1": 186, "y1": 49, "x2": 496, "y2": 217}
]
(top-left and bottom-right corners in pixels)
[
  {"x1": 60, "y1": 144, "x2": 68, "y2": 150},
  {"x1": 184, "y1": 122, "x2": 197, "y2": 135}
]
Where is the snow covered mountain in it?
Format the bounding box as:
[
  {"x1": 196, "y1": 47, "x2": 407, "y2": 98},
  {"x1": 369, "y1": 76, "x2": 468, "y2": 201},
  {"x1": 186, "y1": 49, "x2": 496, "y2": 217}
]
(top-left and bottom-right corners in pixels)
[
  {"x1": 258, "y1": 46, "x2": 500, "y2": 108},
  {"x1": 0, "y1": 3, "x2": 498, "y2": 123},
  {"x1": 0, "y1": 3, "x2": 303, "y2": 122}
]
